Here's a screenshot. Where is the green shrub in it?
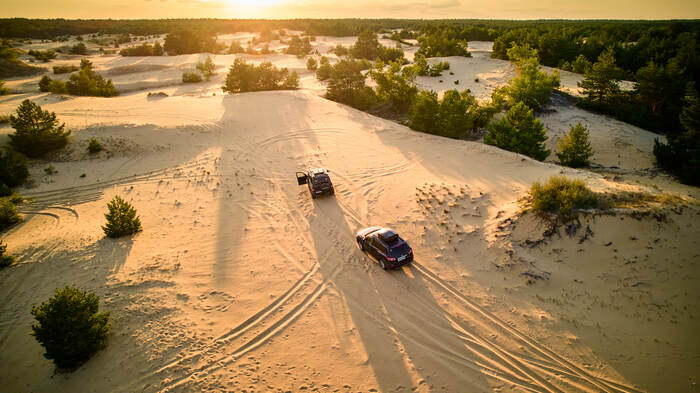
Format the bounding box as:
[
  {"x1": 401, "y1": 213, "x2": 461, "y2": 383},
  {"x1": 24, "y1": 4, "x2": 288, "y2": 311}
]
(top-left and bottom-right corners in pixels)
[
  {"x1": 38, "y1": 75, "x2": 51, "y2": 92},
  {"x1": 316, "y1": 56, "x2": 331, "y2": 81},
  {"x1": 195, "y1": 56, "x2": 216, "y2": 81},
  {"x1": 285, "y1": 35, "x2": 312, "y2": 58},
  {"x1": 102, "y1": 196, "x2": 142, "y2": 238},
  {"x1": 228, "y1": 40, "x2": 244, "y2": 54},
  {"x1": 557, "y1": 122, "x2": 593, "y2": 167},
  {"x1": 182, "y1": 72, "x2": 203, "y2": 83},
  {"x1": 500, "y1": 44, "x2": 560, "y2": 110},
  {"x1": 66, "y1": 68, "x2": 117, "y2": 97},
  {"x1": 28, "y1": 49, "x2": 57, "y2": 62},
  {"x1": 53, "y1": 65, "x2": 79, "y2": 74},
  {"x1": 369, "y1": 59, "x2": 417, "y2": 111},
  {"x1": 221, "y1": 59, "x2": 298, "y2": 93},
  {"x1": 0, "y1": 80, "x2": 9, "y2": 95},
  {"x1": 306, "y1": 56, "x2": 318, "y2": 71},
  {"x1": 44, "y1": 165, "x2": 57, "y2": 175},
  {"x1": 325, "y1": 59, "x2": 378, "y2": 110},
  {"x1": 0, "y1": 149, "x2": 29, "y2": 190},
  {"x1": 48, "y1": 79, "x2": 68, "y2": 94},
  {"x1": 70, "y1": 42, "x2": 88, "y2": 55},
  {"x1": 409, "y1": 89, "x2": 494, "y2": 139},
  {"x1": 31, "y1": 286, "x2": 110, "y2": 369},
  {"x1": 484, "y1": 101, "x2": 550, "y2": 161},
  {"x1": 408, "y1": 90, "x2": 440, "y2": 133},
  {"x1": 9, "y1": 100, "x2": 71, "y2": 158},
  {"x1": 87, "y1": 137, "x2": 103, "y2": 154},
  {"x1": 530, "y1": 176, "x2": 598, "y2": 222},
  {"x1": 0, "y1": 240, "x2": 13, "y2": 268},
  {"x1": 0, "y1": 198, "x2": 20, "y2": 231}
]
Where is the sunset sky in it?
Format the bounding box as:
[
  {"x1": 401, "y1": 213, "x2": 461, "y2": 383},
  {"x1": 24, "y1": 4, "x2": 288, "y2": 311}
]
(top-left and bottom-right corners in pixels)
[{"x1": 2, "y1": 0, "x2": 699, "y2": 20}]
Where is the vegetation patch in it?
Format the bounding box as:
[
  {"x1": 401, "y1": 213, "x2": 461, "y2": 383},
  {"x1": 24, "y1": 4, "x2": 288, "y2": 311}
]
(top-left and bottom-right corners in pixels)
[
  {"x1": 9, "y1": 100, "x2": 71, "y2": 158},
  {"x1": 529, "y1": 176, "x2": 598, "y2": 223},
  {"x1": 102, "y1": 196, "x2": 142, "y2": 238},
  {"x1": 31, "y1": 286, "x2": 110, "y2": 370},
  {"x1": 222, "y1": 59, "x2": 298, "y2": 94}
]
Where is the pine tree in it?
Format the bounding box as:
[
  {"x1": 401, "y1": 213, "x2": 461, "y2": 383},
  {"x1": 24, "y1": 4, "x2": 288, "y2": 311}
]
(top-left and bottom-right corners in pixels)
[
  {"x1": 578, "y1": 48, "x2": 623, "y2": 105},
  {"x1": 102, "y1": 196, "x2": 142, "y2": 238},
  {"x1": 484, "y1": 101, "x2": 550, "y2": 161},
  {"x1": 9, "y1": 100, "x2": 71, "y2": 157},
  {"x1": 196, "y1": 56, "x2": 216, "y2": 81},
  {"x1": 556, "y1": 122, "x2": 593, "y2": 167},
  {"x1": 31, "y1": 286, "x2": 110, "y2": 369}
]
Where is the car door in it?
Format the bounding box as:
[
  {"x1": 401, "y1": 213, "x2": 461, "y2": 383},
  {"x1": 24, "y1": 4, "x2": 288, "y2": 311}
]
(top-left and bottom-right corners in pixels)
[{"x1": 368, "y1": 236, "x2": 382, "y2": 260}]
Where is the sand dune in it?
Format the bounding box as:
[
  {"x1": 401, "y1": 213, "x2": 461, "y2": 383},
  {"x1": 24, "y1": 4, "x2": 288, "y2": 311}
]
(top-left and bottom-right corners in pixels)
[{"x1": 0, "y1": 34, "x2": 698, "y2": 393}]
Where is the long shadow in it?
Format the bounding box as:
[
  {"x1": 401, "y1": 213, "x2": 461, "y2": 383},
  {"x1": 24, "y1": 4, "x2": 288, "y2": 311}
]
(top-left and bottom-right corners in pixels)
[{"x1": 308, "y1": 195, "x2": 492, "y2": 391}]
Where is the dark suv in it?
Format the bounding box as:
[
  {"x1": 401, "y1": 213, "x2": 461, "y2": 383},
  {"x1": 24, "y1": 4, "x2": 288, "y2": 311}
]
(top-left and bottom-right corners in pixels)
[
  {"x1": 296, "y1": 168, "x2": 335, "y2": 199},
  {"x1": 356, "y1": 227, "x2": 413, "y2": 269}
]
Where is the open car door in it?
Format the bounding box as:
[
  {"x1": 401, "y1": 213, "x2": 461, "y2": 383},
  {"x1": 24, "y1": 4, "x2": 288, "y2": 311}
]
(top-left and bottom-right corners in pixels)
[{"x1": 296, "y1": 172, "x2": 308, "y2": 185}]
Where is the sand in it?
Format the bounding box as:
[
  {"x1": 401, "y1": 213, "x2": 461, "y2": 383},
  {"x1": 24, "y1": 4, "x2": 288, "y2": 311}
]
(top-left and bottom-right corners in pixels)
[{"x1": 0, "y1": 33, "x2": 698, "y2": 393}]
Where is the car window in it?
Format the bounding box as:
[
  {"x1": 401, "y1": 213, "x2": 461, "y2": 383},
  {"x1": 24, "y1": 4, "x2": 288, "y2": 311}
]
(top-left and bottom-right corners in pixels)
[{"x1": 373, "y1": 238, "x2": 387, "y2": 254}]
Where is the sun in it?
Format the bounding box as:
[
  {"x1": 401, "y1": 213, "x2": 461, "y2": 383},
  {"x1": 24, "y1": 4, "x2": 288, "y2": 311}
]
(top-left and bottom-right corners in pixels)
[{"x1": 226, "y1": 0, "x2": 283, "y2": 6}]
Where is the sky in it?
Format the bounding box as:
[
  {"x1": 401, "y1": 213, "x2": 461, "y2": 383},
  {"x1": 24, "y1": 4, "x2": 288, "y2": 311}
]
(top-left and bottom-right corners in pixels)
[{"x1": 2, "y1": 0, "x2": 699, "y2": 20}]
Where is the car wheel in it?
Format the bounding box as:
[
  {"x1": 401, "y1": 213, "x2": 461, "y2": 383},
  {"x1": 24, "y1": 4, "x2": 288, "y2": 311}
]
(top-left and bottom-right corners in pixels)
[
  {"x1": 379, "y1": 260, "x2": 387, "y2": 270},
  {"x1": 357, "y1": 239, "x2": 364, "y2": 251}
]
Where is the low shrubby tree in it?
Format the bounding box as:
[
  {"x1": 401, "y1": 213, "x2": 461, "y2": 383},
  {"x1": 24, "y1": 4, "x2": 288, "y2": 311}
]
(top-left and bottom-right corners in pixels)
[
  {"x1": 530, "y1": 175, "x2": 598, "y2": 223},
  {"x1": 556, "y1": 122, "x2": 593, "y2": 167},
  {"x1": 0, "y1": 149, "x2": 29, "y2": 193},
  {"x1": 285, "y1": 35, "x2": 312, "y2": 58},
  {"x1": 152, "y1": 41, "x2": 164, "y2": 56},
  {"x1": 164, "y1": 30, "x2": 218, "y2": 55},
  {"x1": 31, "y1": 286, "x2": 110, "y2": 369},
  {"x1": 0, "y1": 197, "x2": 21, "y2": 231},
  {"x1": 102, "y1": 196, "x2": 142, "y2": 238},
  {"x1": 0, "y1": 80, "x2": 9, "y2": 95},
  {"x1": 87, "y1": 137, "x2": 103, "y2": 154},
  {"x1": 497, "y1": 44, "x2": 560, "y2": 110},
  {"x1": 53, "y1": 64, "x2": 79, "y2": 74},
  {"x1": 408, "y1": 89, "x2": 492, "y2": 139},
  {"x1": 369, "y1": 60, "x2": 418, "y2": 111},
  {"x1": 484, "y1": 101, "x2": 550, "y2": 161},
  {"x1": 221, "y1": 59, "x2": 298, "y2": 94},
  {"x1": 316, "y1": 56, "x2": 332, "y2": 81},
  {"x1": 351, "y1": 30, "x2": 404, "y2": 63},
  {"x1": 70, "y1": 42, "x2": 88, "y2": 55},
  {"x1": 228, "y1": 40, "x2": 244, "y2": 54},
  {"x1": 332, "y1": 44, "x2": 350, "y2": 57},
  {"x1": 182, "y1": 71, "x2": 203, "y2": 83},
  {"x1": 416, "y1": 29, "x2": 470, "y2": 58},
  {"x1": 325, "y1": 59, "x2": 377, "y2": 110},
  {"x1": 28, "y1": 49, "x2": 57, "y2": 62},
  {"x1": 0, "y1": 240, "x2": 13, "y2": 268},
  {"x1": 412, "y1": 53, "x2": 450, "y2": 77},
  {"x1": 38, "y1": 75, "x2": 52, "y2": 92},
  {"x1": 306, "y1": 57, "x2": 318, "y2": 71},
  {"x1": 9, "y1": 100, "x2": 71, "y2": 157},
  {"x1": 195, "y1": 56, "x2": 216, "y2": 81},
  {"x1": 653, "y1": 82, "x2": 700, "y2": 185},
  {"x1": 570, "y1": 54, "x2": 592, "y2": 74},
  {"x1": 65, "y1": 66, "x2": 117, "y2": 97},
  {"x1": 118, "y1": 43, "x2": 162, "y2": 56},
  {"x1": 578, "y1": 48, "x2": 623, "y2": 106}
]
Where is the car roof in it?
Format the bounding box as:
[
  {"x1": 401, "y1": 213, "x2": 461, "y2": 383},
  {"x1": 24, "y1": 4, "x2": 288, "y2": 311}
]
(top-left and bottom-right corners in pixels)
[{"x1": 376, "y1": 228, "x2": 399, "y2": 243}]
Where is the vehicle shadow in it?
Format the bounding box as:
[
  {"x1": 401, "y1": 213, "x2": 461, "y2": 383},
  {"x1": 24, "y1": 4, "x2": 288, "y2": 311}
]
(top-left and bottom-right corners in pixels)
[{"x1": 308, "y1": 195, "x2": 491, "y2": 392}]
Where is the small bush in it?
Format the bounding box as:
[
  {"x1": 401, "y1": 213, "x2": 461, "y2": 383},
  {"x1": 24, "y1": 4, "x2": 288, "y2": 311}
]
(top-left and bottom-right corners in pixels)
[
  {"x1": 316, "y1": 57, "x2": 331, "y2": 81},
  {"x1": 31, "y1": 286, "x2": 110, "y2": 370},
  {"x1": 0, "y1": 114, "x2": 9, "y2": 124},
  {"x1": 53, "y1": 65, "x2": 79, "y2": 74},
  {"x1": 530, "y1": 176, "x2": 597, "y2": 222},
  {"x1": 9, "y1": 100, "x2": 71, "y2": 158},
  {"x1": 306, "y1": 56, "x2": 318, "y2": 71},
  {"x1": 28, "y1": 49, "x2": 57, "y2": 62},
  {"x1": 195, "y1": 56, "x2": 216, "y2": 81},
  {"x1": 484, "y1": 102, "x2": 550, "y2": 161},
  {"x1": 102, "y1": 196, "x2": 142, "y2": 238},
  {"x1": 182, "y1": 71, "x2": 203, "y2": 84},
  {"x1": 0, "y1": 240, "x2": 14, "y2": 268},
  {"x1": 0, "y1": 198, "x2": 21, "y2": 231},
  {"x1": 44, "y1": 165, "x2": 57, "y2": 175},
  {"x1": 454, "y1": 80, "x2": 459, "y2": 85},
  {"x1": 87, "y1": 137, "x2": 103, "y2": 154},
  {"x1": 0, "y1": 149, "x2": 29, "y2": 190},
  {"x1": 38, "y1": 75, "x2": 52, "y2": 92},
  {"x1": 66, "y1": 67, "x2": 117, "y2": 97},
  {"x1": 70, "y1": 43, "x2": 88, "y2": 55},
  {"x1": 222, "y1": 59, "x2": 298, "y2": 93},
  {"x1": 557, "y1": 122, "x2": 593, "y2": 167},
  {"x1": 147, "y1": 91, "x2": 168, "y2": 98}
]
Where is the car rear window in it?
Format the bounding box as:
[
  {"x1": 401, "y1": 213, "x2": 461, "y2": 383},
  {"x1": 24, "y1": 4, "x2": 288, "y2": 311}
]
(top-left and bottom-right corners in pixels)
[{"x1": 390, "y1": 242, "x2": 410, "y2": 255}]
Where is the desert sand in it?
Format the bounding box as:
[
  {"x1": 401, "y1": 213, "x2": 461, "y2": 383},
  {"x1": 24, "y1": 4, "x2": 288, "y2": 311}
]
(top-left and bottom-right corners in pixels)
[{"x1": 0, "y1": 33, "x2": 698, "y2": 393}]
